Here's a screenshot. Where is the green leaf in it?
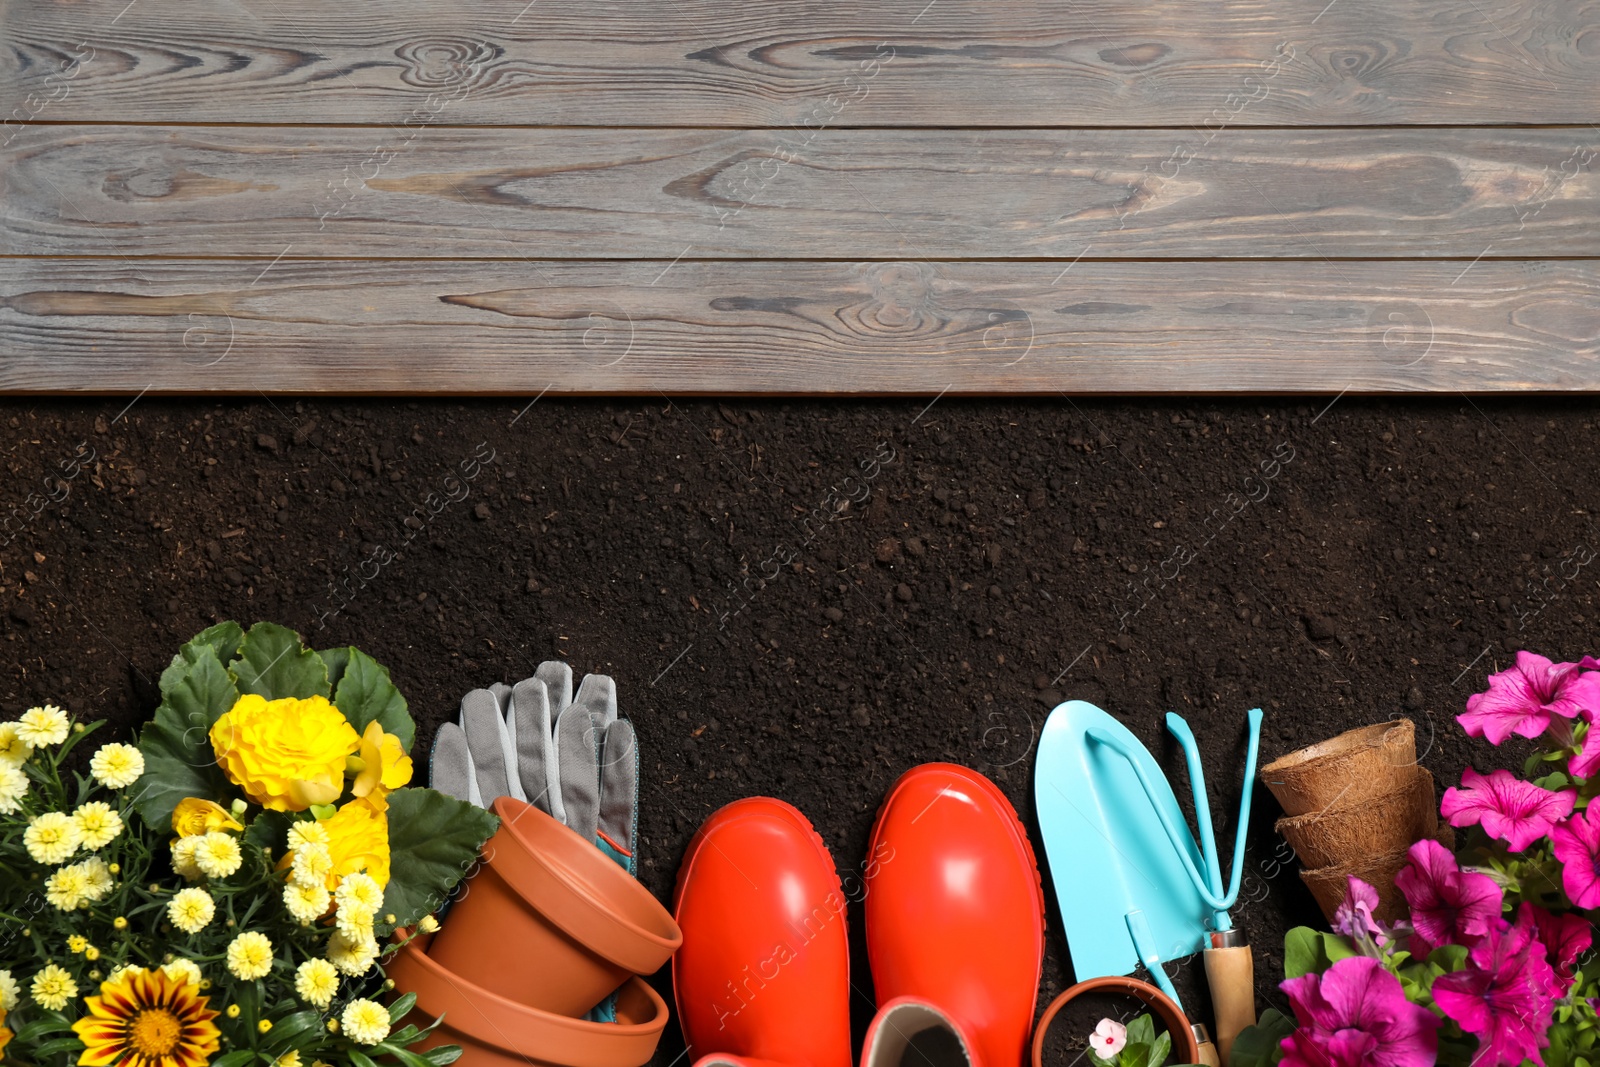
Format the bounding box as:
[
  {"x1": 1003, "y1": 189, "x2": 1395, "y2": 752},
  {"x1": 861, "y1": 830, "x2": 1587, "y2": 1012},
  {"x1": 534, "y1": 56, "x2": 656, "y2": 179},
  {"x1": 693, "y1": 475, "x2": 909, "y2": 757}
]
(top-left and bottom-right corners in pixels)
[
  {"x1": 1126, "y1": 1013, "x2": 1156, "y2": 1047},
  {"x1": 230, "y1": 622, "x2": 330, "y2": 699},
  {"x1": 1284, "y1": 927, "x2": 1333, "y2": 979},
  {"x1": 382, "y1": 788, "x2": 499, "y2": 929},
  {"x1": 244, "y1": 810, "x2": 296, "y2": 857},
  {"x1": 319, "y1": 646, "x2": 353, "y2": 692},
  {"x1": 1536, "y1": 771, "x2": 1572, "y2": 792},
  {"x1": 161, "y1": 622, "x2": 246, "y2": 696},
  {"x1": 33, "y1": 1037, "x2": 88, "y2": 1059},
  {"x1": 212, "y1": 1051, "x2": 264, "y2": 1067},
  {"x1": 1146, "y1": 1031, "x2": 1171, "y2": 1067},
  {"x1": 375, "y1": 1045, "x2": 436, "y2": 1067},
  {"x1": 134, "y1": 645, "x2": 239, "y2": 831},
  {"x1": 1227, "y1": 1008, "x2": 1293, "y2": 1067},
  {"x1": 263, "y1": 1012, "x2": 323, "y2": 1047},
  {"x1": 1122, "y1": 1042, "x2": 1150, "y2": 1067},
  {"x1": 388, "y1": 992, "x2": 418, "y2": 1024},
  {"x1": 349, "y1": 1048, "x2": 381, "y2": 1067},
  {"x1": 421, "y1": 1046, "x2": 463, "y2": 1066},
  {"x1": 335, "y1": 647, "x2": 415, "y2": 752}
]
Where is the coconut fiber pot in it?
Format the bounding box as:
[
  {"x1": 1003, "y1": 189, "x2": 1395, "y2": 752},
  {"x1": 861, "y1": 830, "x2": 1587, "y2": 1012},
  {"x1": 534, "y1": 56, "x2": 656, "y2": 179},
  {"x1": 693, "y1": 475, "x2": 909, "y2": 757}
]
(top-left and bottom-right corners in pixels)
[
  {"x1": 425, "y1": 796, "x2": 682, "y2": 1018},
  {"x1": 1259, "y1": 719, "x2": 1415, "y2": 817},
  {"x1": 1300, "y1": 825, "x2": 1456, "y2": 925},
  {"x1": 387, "y1": 932, "x2": 670, "y2": 1067},
  {"x1": 1275, "y1": 764, "x2": 1438, "y2": 870}
]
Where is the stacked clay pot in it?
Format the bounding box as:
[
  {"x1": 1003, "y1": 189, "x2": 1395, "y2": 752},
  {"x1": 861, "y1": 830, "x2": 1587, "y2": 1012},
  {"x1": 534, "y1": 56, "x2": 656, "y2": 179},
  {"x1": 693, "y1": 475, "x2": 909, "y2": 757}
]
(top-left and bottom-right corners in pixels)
[
  {"x1": 1259, "y1": 720, "x2": 1443, "y2": 923},
  {"x1": 386, "y1": 797, "x2": 683, "y2": 1067}
]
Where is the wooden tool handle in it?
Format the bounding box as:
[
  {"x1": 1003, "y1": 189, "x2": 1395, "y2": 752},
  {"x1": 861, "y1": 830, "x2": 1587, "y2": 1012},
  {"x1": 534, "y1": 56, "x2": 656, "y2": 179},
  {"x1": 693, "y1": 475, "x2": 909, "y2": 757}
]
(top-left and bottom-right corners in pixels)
[
  {"x1": 1194, "y1": 1037, "x2": 1222, "y2": 1067},
  {"x1": 1204, "y1": 945, "x2": 1256, "y2": 1065}
]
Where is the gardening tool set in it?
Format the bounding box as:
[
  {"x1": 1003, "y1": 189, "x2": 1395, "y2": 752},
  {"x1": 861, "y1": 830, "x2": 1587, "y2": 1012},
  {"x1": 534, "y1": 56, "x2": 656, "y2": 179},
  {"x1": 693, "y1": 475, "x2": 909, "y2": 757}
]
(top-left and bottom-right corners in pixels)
[{"x1": 395, "y1": 668, "x2": 1301, "y2": 1067}]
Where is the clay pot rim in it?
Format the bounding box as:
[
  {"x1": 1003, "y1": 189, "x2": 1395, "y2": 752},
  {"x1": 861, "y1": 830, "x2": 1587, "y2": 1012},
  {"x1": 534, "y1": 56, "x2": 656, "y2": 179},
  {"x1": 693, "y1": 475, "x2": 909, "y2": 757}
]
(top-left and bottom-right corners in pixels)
[
  {"x1": 490, "y1": 796, "x2": 683, "y2": 961},
  {"x1": 1260, "y1": 719, "x2": 1413, "y2": 777},
  {"x1": 390, "y1": 930, "x2": 670, "y2": 1039},
  {"x1": 1274, "y1": 764, "x2": 1431, "y2": 828}
]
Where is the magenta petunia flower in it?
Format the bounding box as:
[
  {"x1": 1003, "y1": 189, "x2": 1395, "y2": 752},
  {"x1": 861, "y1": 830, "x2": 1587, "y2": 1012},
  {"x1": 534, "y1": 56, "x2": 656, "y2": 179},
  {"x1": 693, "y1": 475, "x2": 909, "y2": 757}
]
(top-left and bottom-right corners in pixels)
[
  {"x1": 1439, "y1": 767, "x2": 1576, "y2": 851},
  {"x1": 1394, "y1": 838, "x2": 1503, "y2": 955},
  {"x1": 1528, "y1": 903, "x2": 1593, "y2": 985},
  {"x1": 1551, "y1": 804, "x2": 1600, "y2": 909},
  {"x1": 1278, "y1": 955, "x2": 1440, "y2": 1067},
  {"x1": 1332, "y1": 875, "x2": 1385, "y2": 945},
  {"x1": 1432, "y1": 905, "x2": 1559, "y2": 1067},
  {"x1": 1460, "y1": 651, "x2": 1600, "y2": 745}
]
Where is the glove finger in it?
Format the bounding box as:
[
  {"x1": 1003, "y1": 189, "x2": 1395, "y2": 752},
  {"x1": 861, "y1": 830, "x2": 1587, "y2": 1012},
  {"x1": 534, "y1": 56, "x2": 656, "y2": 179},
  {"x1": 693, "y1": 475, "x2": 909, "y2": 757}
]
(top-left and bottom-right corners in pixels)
[
  {"x1": 574, "y1": 673, "x2": 618, "y2": 728},
  {"x1": 429, "y1": 722, "x2": 483, "y2": 808},
  {"x1": 510, "y1": 677, "x2": 562, "y2": 821},
  {"x1": 536, "y1": 660, "x2": 573, "y2": 714},
  {"x1": 487, "y1": 682, "x2": 512, "y2": 716},
  {"x1": 555, "y1": 704, "x2": 600, "y2": 843},
  {"x1": 460, "y1": 688, "x2": 514, "y2": 808},
  {"x1": 596, "y1": 720, "x2": 637, "y2": 861}
]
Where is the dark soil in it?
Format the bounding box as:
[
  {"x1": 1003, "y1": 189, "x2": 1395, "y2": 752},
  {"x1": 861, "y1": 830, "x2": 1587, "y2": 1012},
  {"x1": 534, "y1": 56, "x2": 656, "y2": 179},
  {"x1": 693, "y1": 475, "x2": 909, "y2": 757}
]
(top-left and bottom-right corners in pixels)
[{"x1": 2, "y1": 395, "x2": 1593, "y2": 1064}]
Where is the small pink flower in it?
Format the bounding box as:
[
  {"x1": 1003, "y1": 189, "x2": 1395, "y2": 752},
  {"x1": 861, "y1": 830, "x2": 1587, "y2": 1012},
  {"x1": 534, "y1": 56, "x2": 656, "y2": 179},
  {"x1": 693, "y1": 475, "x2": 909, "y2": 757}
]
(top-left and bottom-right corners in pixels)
[
  {"x1": 1551, "y1": 804, "x2": 1600, "y2": 909},
  {"x1": 1332, "y1": 876, "x2": 1385, "y2": 945},
  {"x1": 1528, "y1": 903, "x2": 1593, "y2": 985},
  {"x1": 1439, "y1": 767, "x2": 1575, "y2": 851},
  {"x1": 1090, "y1": 1018, "x2": 1127, "y2": 1059},
  {"x1": 1394, "y1": 838, "x2": 1502, "y2": 955},
  {"x1": 1432, "y1": 905, "x2": 1559, "y2": 1067},
  {"x1": 1279, "y1": 955, "x2": 1439, "y2": 1067},
  {"x1": 1460, "y1": 651, "x2": 1600, "y2": 745}
]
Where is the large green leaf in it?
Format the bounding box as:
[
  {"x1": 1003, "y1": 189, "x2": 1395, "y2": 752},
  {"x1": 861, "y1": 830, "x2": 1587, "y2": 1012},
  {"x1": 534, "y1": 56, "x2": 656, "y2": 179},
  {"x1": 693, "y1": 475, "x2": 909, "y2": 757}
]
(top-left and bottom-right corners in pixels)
[
  {"x1": 229, "y1": 622, "x2": 330, "y2": 699},
  {"x1": 1283, "y1": 926, "x2": 1356, "y2": 979},
  {"x1": 318, "y1": 646, "x2": 353, "y2": 692},
  {"x1": 159, "y1": 621, "x2": 245, "y2": 697},
  {"x1": 134, "y1": 646, "x2": 240, "y2": 831},
  {"x1": 1227, "y1": 1008, "x2": 1293, "y2": 1067},
  {"x1": 382, "y1": 788, "x2": 499, "y2": 929},
  {"x1": 335, "y1": 648, "x2": 415, "y2": 751}
]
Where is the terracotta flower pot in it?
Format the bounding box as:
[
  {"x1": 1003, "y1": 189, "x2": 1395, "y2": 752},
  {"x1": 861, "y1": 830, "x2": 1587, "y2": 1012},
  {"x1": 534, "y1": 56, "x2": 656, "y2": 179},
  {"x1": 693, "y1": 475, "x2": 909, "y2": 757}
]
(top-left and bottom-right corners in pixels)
[
  {"x1": 387, "y1": 931, "x2": 669, "y2": 1067},
  {"x1": 1259, "y1": 719, "x2": 1415, "y2": 817},
  {"x1": 1276, "y1": 765, "x2": 1438, "y2": 869},
  {"x1": 426, "y1": 796, "x2": 682, "y2": 1017}
]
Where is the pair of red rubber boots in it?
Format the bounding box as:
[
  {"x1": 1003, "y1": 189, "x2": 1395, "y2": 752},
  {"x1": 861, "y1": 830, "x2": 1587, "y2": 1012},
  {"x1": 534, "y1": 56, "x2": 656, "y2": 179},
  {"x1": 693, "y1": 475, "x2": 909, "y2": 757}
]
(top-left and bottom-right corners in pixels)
[{"x1": 672, "y1": 763, "x2": 1045, "y2": 1067}]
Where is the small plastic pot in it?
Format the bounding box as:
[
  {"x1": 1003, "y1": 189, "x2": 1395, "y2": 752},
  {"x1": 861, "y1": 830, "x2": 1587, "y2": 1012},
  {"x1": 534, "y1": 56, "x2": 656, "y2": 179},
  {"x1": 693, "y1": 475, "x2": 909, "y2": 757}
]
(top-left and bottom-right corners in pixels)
[
  {"x1": 387, "y1": 931, "x2": 670, "y2": 1067},
  {"x1": 426, "y1": 797, "x2": 682, "y2": 1017}
]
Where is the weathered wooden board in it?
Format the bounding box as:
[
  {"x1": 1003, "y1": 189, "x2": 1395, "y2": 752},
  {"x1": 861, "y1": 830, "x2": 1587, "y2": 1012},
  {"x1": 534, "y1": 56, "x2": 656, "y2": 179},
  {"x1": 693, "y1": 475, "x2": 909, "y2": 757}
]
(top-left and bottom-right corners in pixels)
[
  {"x1": 5, "y1": 126, "x2": 1597, "y2": 259},
  {"x1": 2, "y1": 258, "x2": 1596, "y2": 393},
  {"x1": 3, "y1": 0, "x2": 1597, "y2": 126}
]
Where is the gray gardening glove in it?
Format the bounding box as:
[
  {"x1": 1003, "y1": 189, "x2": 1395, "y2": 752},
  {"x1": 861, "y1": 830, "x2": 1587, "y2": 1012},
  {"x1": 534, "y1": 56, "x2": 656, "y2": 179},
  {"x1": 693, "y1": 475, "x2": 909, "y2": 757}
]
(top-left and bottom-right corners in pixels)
[{"x1": 431, "y1": 660, "x2": 639, "y2": 875}]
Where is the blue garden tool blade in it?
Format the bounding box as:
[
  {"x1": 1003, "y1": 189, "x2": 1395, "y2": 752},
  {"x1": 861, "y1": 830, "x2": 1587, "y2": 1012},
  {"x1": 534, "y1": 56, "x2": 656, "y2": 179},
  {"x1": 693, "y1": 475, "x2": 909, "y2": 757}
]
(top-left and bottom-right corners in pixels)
[{"x1": 1034, "y1": 701, "x2": 1212, "y2": 994}]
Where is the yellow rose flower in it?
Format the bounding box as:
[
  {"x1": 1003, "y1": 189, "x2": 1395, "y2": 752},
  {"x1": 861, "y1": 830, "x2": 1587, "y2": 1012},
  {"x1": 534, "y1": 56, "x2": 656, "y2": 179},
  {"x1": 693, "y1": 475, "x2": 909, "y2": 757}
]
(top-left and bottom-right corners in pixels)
[
  {"x1": 349, "y1": 722, "x2": 413, "y2": 801},
  {"x1": 172, "y1": 798, "x2": 244, "y2": 837},
  {"x1": 210, "y1": 695, "x2": 360, "y2": 811},
  {"x1": 321, "y1": 798, "x2": 390, "y2": 890}
]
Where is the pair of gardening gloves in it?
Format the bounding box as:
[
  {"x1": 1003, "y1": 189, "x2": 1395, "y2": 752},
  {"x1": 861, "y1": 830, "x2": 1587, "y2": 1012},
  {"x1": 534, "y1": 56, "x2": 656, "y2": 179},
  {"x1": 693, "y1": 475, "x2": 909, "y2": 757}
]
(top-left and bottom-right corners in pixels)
[{"x1": 430, "y1": 660, "x2": 638, "y2": 1021}]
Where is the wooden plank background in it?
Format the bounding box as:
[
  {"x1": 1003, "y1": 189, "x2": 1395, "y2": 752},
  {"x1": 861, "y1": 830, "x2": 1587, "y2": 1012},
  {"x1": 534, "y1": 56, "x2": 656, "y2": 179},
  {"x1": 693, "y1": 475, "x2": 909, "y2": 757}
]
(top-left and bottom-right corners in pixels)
[{"x1": 1, "y1": 0, "x2": 1598, "y2": 392}]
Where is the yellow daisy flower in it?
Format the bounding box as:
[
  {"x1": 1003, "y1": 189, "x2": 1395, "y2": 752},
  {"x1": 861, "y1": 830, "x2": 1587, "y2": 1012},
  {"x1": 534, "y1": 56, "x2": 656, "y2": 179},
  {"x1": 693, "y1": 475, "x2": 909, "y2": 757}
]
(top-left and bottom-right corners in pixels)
[
  {"x1": 161, "y1": 959, "x2": 202, "y2": 988},
  {"x1": 224, "y1": 933, "x2": 273, "y2": 981},
  {"x1": 24, "y1": 812, "x2": 81, "y2": 865},
  {"x1": 167, "y1": 888, "x2": 215, "y2": 935},
  {"x1": 68, "y1": 936, "x2": 89, "y2": 953},
  {"x1": 193, "y1": 833, "x2": 242, "y2": 879},
  {"x1": 0, "y1": 764, "x2": 28, "y2": 815},
  {"x1": 170, "y1": 837, "x2": 203, "y2": 881},
  {"x1": 74, "y1": 802, "x2": 124, "y2": 850},
  {"x1": 0, "y1": 722, "x2": 32, "y2": 766},
  {"x1": 0, "y1": 969, "x2": 19, "y2": 1011},
  {"x1": 417, "y1": 915, "x2": 440, "y2": 934},
  {"x1": 88, "y1": 743, "x2": 145, "y2": 789},
  {"x1": 31, "y1": 964, "x2": 77, "y2": 1011},
  {"x1": 283, "y1": 881, "x2": 331, "y2": 926},
  {"x1": 339, "y1": 999, "x2": 390, "y2": 1046},
  {"x1": 72, "y1": 967, "x2": 221, "y2": 1067},
  {"x1": 289, "y1": 842, "x2": 333, "y2": 887},
  {"x1": 16, "y1": 706, "x2": 70, "y2": 747},
  {"x1": 334, "y1": 872, "x2": 385, "y2": 917},
  {"x1": 324, "y1": 929, "x2": 379, "y2": 977},
  {"x1": 286, "y1": 820, "x2": 329, "y2": 850},
  {"x1": 81, "y1": 857, "x2": 115, "y2": 902},
  {"x1": 47, "y1": 866, "x2": 92, "y2": 911},
  {"x1": 292, "y1": 960, "x2": 338, "y2": 1008}
]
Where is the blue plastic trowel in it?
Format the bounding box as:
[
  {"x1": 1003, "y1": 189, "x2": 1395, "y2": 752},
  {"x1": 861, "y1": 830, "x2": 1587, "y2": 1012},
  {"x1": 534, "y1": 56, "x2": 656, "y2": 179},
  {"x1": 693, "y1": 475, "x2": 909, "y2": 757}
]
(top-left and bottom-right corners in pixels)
[{"x1": 1034, "y1": 701, "x2": 1263, "y2": 1061}]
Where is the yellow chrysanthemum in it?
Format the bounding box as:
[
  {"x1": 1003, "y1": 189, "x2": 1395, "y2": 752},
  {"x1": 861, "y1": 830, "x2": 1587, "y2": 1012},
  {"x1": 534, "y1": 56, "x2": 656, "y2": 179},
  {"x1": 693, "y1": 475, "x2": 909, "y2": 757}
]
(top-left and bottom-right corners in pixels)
[
  {"x1": 72, "y1": 965, "x2": 221, "y2": 1067},
  {"x1": 325, "y1": 929, "x2": 379, "y2": 977},
  {"x1": 170, "y1": 837, "x2": 203, "y2": 881},
  {"x1": 349, "y1": 721, "x2": 413, "y2": 801},
  {"x1": 0, "y1": 723, "x2": 31, "y2": 767},
  {"x1": 321, "y1": 797, "x2": 391, "y2": 889},
  {"x1": 89, "y1": 742, "x2": 145, "y2": 789},
  {"x1": 334, "y1": 872, "x2": 384, "y2": 917},
  {"x1": 417, "y1": 915, "x2": 440, "y2": 934},
  {"x1": 81, "y1": 856, "x2": 114, "y2": 901},
  {"x1": 161, "y1": 959, "x2": 202, "y2": 988},
  {"x1": 0, "y1": 764, "x2": 27, "y2": 815},
  {"x1": 288, "y1": 841, "x2": 333, "y2": 886},
  {"x1": 286, "y1": 819, "x2": 329, "y2": 850},
  {"x1": 16, "y1": 706, "x2": 70, "y2": 747},
  {"x1": 276, "y1": 1051, "x2": 302, "y2": 1067},
  {"x1": 167, "y1": 888, "x2": 215, "y2": 935},
  {"x1": 68, "y1": 936, "x2": 89, "y2": 954},
  {"x1": 335, "y1": 906, "x2": 374, "y2": 942},
  {"x1": 210, "y1": 695, "x2": 360, "y2": 811},
  {"x1": 31, "y1": 964, "x2": 77, "y2": 1010},
  {"x1": 24, "y1": 811, "x2": 81, "y2": 865},
  {"x1": 0, "y1": 971, "x2": 17, "y2": 1013},
  {"x1": 75, "y1": 802, "x2": 124, "y2": 850},
  {"x1": 292, "y1": 959, "x2": 338, "y2": 1008},
  {"x1": 224, "y1": 932, "x2": 274, "y2": 981},
  {"x1": 193, "y1": 833, "x2": 242, "y2": 879},
  {"x1": 171, "y1": 798, "x2": 243, "y2": 838},
  {"x1": 340, "y1": 999, "x2": 391, "y2": 1046},
  {"x1": 46, "y1": 866, "x2": 92, "y2": 911},
  {"x1": 283, "y1": 881, "x2": 331, "y2": 926}
]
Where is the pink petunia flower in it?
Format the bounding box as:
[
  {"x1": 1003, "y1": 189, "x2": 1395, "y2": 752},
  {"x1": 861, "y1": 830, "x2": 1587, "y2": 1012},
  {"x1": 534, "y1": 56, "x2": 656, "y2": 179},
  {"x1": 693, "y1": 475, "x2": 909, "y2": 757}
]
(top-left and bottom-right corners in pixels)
[
  {"x1": 1439, "y1": 767, "x2": 1576, "y2": 851},
  {"x1": 1278, "y1": 955, "x2": 1440, "y2": 1067},
  {"x1": 1394, "y1": 838, "x2": 1503, "y2": 955},
  {"x1": 1550, "y1": 804, "x2": 1600, "y2": 909},
  {"x1": 1527, "y1": 903, "x2": 1593, "y2": 986},
  {"x1": 1460, "y1": 651, "x2": 1600, "y2": 745},
  {"x1": 1332, "y1": 875, "x2": 1386, "y2": 946},
  {"x1": 1432, "y1": 905, "x2": 1559, "y2": 1067}
]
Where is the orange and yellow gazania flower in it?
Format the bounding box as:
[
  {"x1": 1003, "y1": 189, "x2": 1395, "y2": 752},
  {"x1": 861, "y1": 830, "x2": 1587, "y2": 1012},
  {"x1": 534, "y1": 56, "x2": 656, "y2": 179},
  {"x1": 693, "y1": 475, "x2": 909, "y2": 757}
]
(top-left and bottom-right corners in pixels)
[{"x1": 71, "y1": 968, "x2": 221, "y2": 1067}]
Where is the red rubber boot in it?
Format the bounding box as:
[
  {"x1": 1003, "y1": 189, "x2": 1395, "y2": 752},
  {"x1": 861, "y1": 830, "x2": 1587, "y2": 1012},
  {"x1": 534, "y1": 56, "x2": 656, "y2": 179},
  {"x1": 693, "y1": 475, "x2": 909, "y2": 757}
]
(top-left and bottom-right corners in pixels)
[
  {"x1": 672, "y1": 798, "x2": 853, "y2": 1067},
  {"x1": 862, "y1": 764, "x2": 1046, "y2": 1067}
]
